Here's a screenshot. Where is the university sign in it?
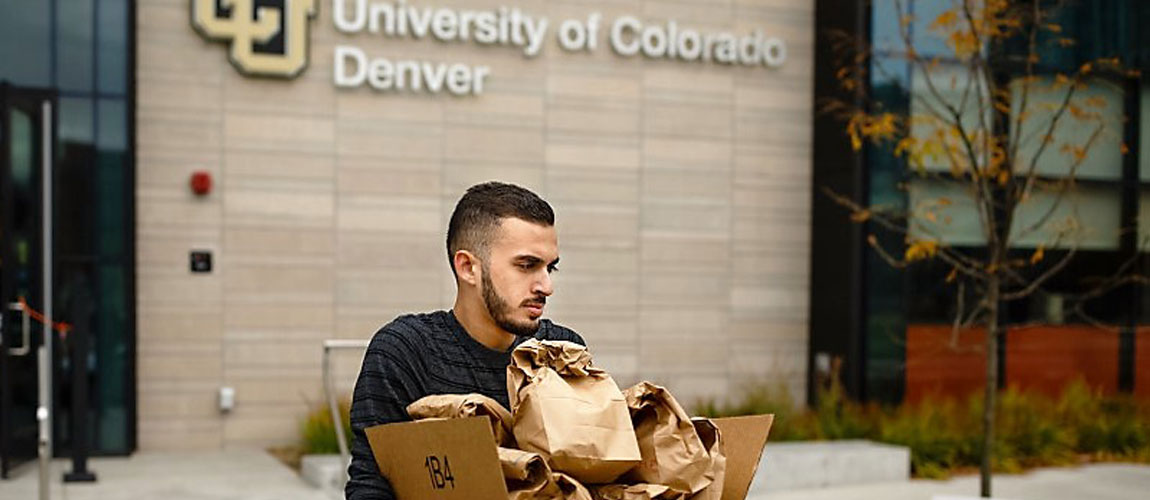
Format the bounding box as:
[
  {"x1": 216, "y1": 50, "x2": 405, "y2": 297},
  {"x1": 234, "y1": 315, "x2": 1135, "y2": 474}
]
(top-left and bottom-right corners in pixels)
[
  {"x1": 191, "y1": 0, "x2": 317, "y2": 78},
  {"x1": 191, "y1": 0, "x2": 787, "y2": 96}
]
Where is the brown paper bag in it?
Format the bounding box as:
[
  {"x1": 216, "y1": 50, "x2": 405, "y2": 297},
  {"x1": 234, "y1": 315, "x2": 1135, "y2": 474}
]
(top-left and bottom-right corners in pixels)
[
  {"x1": 592, "y1": 484, "x2": 688, "y2": 500},
  {"x1": 406, "y1": 393, "x2": 515, "y2": 447},
  {"x1": 507, "y1": 339, "x2": 641, "y2": 484},
  {"x1": 622, "y1": 382, "x2": 712, "y2": 495},
  {"x1": 545, "y1": 472, "x2": 594, "y2": 500},
  {"x1": 499, "y1": 447, "x2": 550, "y2": 482},
  {"x1": 687, "y1": 418, "x2": 726, "y2": 500},
  {"x1": 500, "y1": 448, "x2": 593, "y2": 500}
]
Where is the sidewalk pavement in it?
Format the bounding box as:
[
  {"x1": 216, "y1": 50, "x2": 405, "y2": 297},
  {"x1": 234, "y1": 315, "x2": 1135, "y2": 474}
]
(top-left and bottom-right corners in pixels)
[
  {"x1": 1, "y1": 450, "x2": 1147, "y2": 500},
  {"x1": 749, "y1": 463, "x2": 1150, "y2": 500},
  {"x1": 0, "y1": 450, "x2": 330, "y2": 500}
]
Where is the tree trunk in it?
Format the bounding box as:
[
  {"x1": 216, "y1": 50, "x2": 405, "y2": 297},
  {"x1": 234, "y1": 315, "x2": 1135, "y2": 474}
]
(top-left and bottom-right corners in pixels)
[{"x1": 980, "y1": 274, "x2": 1000, "y2": 498}]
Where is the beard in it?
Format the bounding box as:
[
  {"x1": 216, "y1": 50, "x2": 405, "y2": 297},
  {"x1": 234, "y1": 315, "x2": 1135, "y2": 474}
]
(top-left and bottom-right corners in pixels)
[{"x1": 481, "y1": 263, "x2": 544, "y2": 337}]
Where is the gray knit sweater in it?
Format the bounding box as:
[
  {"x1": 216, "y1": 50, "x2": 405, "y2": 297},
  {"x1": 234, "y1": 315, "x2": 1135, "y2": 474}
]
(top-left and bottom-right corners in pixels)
[{"x1": 344, "y1": 310, "x2": 585, "y2": 500}]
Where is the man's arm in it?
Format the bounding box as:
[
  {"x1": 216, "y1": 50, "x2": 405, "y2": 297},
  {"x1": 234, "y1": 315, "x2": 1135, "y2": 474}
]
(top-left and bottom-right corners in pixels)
[
  {"x1": 538, "y1": 320, "x2": 586, "y2": 347},
  {"x1": 345, "y1": 327, "x2": 424, "y2": 500}
]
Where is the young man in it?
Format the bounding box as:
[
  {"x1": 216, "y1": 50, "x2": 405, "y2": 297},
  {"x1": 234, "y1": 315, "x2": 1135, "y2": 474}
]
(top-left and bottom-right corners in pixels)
[{"x1": 345, "y1": 182, "x2": 585, "y2": 500}]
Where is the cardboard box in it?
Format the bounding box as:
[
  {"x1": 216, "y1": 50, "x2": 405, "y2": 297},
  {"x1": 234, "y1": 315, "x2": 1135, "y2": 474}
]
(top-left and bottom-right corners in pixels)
[{"x1": 366, "y1": 414, "x2": 773, "y2": 500}]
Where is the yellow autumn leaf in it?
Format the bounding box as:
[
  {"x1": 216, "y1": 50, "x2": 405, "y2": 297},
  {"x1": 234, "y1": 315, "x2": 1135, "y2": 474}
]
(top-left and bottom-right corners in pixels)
[
  {"x1": 894, "y1": 137, "x2": 917, "y2": 157},
  {"x1": 1084, "y1": 96, "x2": 1107, "y2": 108},
  {"x1": 932, "y1": 10, "x2": 959, "y2": 30},
  {"x1": 946, "y1": 268, "x2": 958, "y2": 283},
  {"x1": 1030, "y1": 246, "x2": 1045, "y2": 265},
  {"x1": 850, "y1": 209, "x2": 872, "y2": 223},
  {"x1": 905, "y1": 239, "x2": 939, "y2": 262}
]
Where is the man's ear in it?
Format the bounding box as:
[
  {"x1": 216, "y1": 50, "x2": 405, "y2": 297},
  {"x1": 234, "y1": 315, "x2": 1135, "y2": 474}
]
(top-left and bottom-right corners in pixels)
[{"x1": 453, "y1": 250, "x2": 481, "y2": 286}]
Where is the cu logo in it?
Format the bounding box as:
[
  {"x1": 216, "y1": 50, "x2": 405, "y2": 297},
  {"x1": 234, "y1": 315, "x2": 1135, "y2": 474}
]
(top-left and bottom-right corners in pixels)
[{"x1": 191, "y1": 0, "x2": 317, "y2": 78}]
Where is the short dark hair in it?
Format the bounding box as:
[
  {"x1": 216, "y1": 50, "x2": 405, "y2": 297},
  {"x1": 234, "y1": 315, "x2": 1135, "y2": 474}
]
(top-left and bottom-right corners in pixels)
[{"x1": 446, "y1": 182, "x2": 555, "y2": 275}]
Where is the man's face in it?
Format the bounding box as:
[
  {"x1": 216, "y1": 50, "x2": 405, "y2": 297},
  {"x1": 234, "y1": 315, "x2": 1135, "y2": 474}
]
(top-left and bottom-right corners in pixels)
[{"x1": 478, "y1": 217, "x2": 559, "y2": 336}]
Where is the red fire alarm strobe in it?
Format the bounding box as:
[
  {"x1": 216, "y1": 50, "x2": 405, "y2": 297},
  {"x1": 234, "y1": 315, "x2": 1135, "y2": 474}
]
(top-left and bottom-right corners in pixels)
[{"x1": 190, "y1": 171, "x2": 212, "y2": 196}]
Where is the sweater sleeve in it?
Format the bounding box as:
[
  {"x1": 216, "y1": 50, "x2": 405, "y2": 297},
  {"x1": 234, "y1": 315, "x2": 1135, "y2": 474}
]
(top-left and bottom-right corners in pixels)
[{"x1": 345, "y1": 326, "x2": 424, "y2": 500}]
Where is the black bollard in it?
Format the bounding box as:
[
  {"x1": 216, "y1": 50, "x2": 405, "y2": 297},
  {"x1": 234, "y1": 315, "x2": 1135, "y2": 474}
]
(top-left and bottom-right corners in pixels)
[{"x1": 63, "y1": 294, "x2": 96, "y2": 483}]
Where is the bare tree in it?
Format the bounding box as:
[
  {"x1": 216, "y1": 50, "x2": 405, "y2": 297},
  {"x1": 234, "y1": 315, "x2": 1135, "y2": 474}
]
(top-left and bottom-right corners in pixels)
[{"x1": 823, "y1": 0, "x2": 1144, "y2": 496}]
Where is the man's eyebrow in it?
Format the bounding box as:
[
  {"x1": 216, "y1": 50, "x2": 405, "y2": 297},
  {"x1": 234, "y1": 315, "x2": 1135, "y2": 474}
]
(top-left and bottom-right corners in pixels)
[{"x1": 512, "y1": 255, "x2": 560, "y2": 267}]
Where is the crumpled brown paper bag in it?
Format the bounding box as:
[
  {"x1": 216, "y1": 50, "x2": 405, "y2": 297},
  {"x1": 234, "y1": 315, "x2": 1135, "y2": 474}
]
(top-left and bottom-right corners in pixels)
[
  {"x1": 686, "y1": 418, "x2": 726, "y2": 500},
  {"x1": 406, "y1": 393, "x2": 515, "y2": 446},
  {"x1": 500, "y1": 447, "x2": 593, "y2": 500},
  {"x1": 592, "y1": 483, "x2": 687, "y2": 500},
  {"x1": 507, "y1": 339, "x2": 642, "y2": 484},
  {"x1": 621, "y1": 382, "x2": 713, "y2": 495}
]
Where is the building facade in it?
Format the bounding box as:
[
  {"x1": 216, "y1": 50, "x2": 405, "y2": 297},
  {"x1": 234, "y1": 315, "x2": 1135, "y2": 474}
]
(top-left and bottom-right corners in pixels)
[
  {"x1": 1, "y1": 0, "x2": 815, "y2": 458},
  {"x1": 810, "y1": 0, "x2": 1150, "y2": 406}
]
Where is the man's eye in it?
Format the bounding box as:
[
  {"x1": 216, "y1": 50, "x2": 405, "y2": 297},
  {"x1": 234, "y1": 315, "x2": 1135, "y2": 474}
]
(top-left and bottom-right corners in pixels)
[{"x1": 518, "y1": 263, "x2": 534, "y2": 270}]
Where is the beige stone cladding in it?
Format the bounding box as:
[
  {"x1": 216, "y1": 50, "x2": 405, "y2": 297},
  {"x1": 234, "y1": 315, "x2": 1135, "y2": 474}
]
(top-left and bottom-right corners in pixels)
[{"x1": 136, "y1": 0, "x2": 813, "y2": 450}]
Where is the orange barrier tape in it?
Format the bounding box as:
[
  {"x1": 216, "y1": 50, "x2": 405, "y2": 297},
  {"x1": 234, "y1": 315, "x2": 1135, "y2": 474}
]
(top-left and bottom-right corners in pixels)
[{"x1": 17, "y1": 296, "x2": 72, "y2": 334}]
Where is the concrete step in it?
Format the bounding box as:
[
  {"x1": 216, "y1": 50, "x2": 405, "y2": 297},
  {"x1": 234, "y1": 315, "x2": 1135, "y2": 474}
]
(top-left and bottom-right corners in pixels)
[
  {"x1": 748, "y1": 440, "x2": 911, "y2": 494},
  {"x1": 302, "y1": 441, "x2": 910, "y2": 496},
  {"x1": 300, "y1": 454, "x2": 346, "y2": 494}
]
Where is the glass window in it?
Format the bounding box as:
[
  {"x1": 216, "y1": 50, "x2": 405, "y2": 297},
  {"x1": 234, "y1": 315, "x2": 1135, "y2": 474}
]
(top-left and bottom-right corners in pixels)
[
  {"x1": 1141, "y1": 85, "x2": 1150, "y2": 183},
  {"x1": 1142, "y1": 85, "x2": 1150, "y2": 249},
  {"x1": 872, "y1": 0, "x2": 957, "y2": 58},
  {"x1": 1011, "y1": 77, "x2": 1124, "y2": 182},
  {"x1": 96, "y1": 98, "x2": 126, "y2": 151},
  {"x1": 95, "y1": 262, "x2": 129, "y2": 453},
  {"x1": 56, "y1": 0, "x2": 95, "y2": 92},
  {"x1": 908, "y1": 178, "x2": 1121, "y2": 250},
  {"x1": 907, "y1": 179, "x2": 984, "y2": 246},
  {"x1": 57, "y1": 97, "x2": 95, "y2": 258},
  {"x1": 0, "y1": 0, "x2": 52, "y2": 86},
  {"x1": 909, "y1": 62, "x2": 989, "y2": 174},
  {"x1": 97, "y1": 0, "x2": 128, "y2": 94},
  {"x1": 1010, "y1": 184, "x2": 1122, "y2": 250},
  {"x1": 1140, "y1": 189, "x2": 1150, "y2": 252},
  {"x1": 58, "y1": 97, "x2": 95, "y2": 144},
  {"x1": 907, "y1": 0, "x2": 959, "y2": 59},
  {"x1": 96, "y1": 98, "x2": 127, "y2": 258},
  {"x1": 871, "y1": 0, "x2": 909, "y2": 54}
]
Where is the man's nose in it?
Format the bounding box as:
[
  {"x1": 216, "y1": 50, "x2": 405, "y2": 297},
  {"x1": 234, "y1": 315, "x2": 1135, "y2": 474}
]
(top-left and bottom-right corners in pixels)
[{"x1": 534, "y1": 271, "x2": 554, "y2": 297}]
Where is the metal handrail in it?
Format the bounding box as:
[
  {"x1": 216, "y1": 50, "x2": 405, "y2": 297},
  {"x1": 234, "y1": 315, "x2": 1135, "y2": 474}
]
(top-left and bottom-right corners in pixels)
[{"x1": 322, "y1": 339, "x2": 369, "y2": 469}]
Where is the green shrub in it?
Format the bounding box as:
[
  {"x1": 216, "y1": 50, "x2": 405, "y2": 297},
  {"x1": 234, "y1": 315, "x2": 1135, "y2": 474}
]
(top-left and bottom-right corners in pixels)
[
  {"x1": 697, "y1": 375, "x2": 1150, "y2": 478},
  {"x1": 301, "y1": 398, "x2": 352, "y2": 455},
  {"x1": 996, "y1": 387, "x2": 1075, "y2": 468},
  {"x1": 810, "y1": 376, "x2": 878, "y2": 440},
  {"x1": 878, "y1": 396, "x2": 980, "y2": 478},
  {"x1": 693, "y1": 380, "x2": 818, "y2": 441}
]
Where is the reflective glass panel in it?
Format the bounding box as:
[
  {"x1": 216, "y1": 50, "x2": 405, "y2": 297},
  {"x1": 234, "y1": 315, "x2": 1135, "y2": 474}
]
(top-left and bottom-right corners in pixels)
[
  {"x1": 97, "y1": 0, "x2": 128, "y2": 94},
  {"x1": 0, "y1": 0, "x2": 52, "y2": 86},
  {"x1": 56, "y1": 0, "x2": 96, "y2": 92}
]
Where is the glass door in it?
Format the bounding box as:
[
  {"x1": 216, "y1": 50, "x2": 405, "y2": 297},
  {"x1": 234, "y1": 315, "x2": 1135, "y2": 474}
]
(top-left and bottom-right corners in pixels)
[{"x1": 1, "y1": 84, "x2": 55, "y2": 479}]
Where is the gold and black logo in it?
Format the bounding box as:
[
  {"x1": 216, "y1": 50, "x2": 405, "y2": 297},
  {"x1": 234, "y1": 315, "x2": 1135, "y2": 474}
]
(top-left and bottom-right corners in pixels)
[{"x1": 191, "y1": 0, "x2": 316, "y2": 78}]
